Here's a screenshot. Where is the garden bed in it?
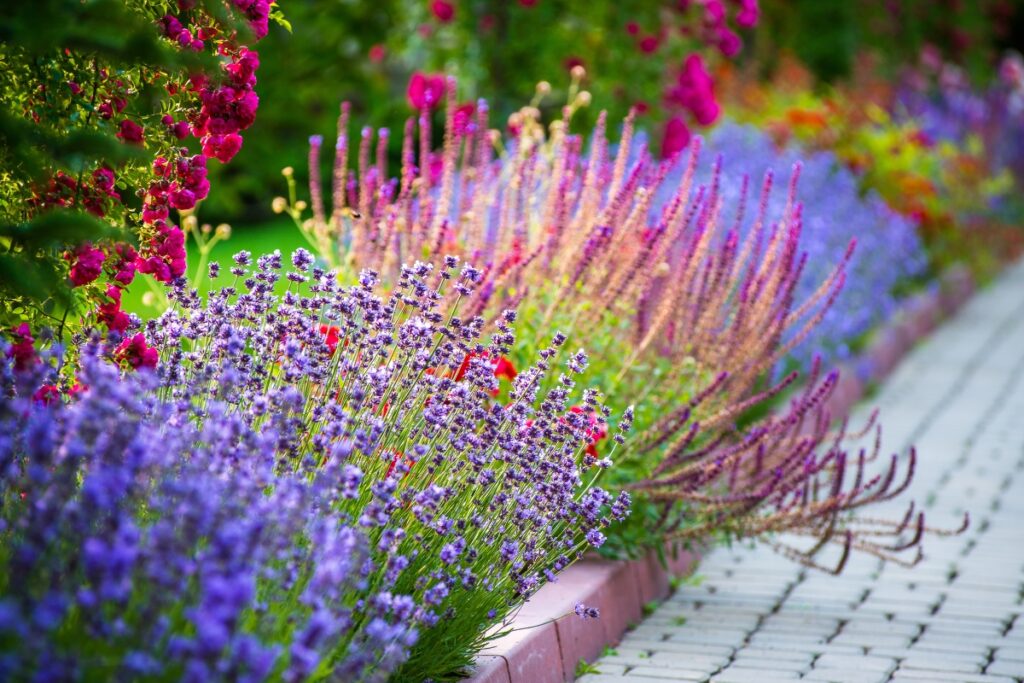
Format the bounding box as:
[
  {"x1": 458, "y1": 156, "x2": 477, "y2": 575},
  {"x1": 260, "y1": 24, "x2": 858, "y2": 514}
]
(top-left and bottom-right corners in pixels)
[{"x1": 466, "y1": 263, "x2": 976, "y2": 683}]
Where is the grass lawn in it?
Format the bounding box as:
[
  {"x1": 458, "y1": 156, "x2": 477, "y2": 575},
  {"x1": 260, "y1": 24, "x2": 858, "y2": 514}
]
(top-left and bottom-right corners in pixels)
[{"x1": 122, "y1": 216, "x2": 307, "y2": 316}]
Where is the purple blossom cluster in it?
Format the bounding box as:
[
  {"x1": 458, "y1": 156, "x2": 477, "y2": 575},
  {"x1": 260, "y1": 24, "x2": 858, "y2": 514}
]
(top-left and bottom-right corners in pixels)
[
  {"x1": 896, "y1": 51, "x2": 1024, "y2": 198},
  {"x1": 0, "y1": 349, "x2": 412, "y2": 682},
  {"x1": 0, "y1": 249, "x2": 629, "y2": 681},
  {"x1": 692, "y1": 122, "x2": 929, "y2": 369}
]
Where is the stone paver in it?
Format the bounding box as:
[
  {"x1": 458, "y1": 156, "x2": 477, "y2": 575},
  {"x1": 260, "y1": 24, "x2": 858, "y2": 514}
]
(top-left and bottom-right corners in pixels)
[{"x1": 579, "y1": 260, "x2": 1024, "y2": 683}]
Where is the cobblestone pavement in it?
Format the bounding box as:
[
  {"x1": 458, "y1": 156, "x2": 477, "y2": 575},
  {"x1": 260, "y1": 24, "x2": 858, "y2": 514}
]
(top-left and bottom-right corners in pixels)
[{"x1": 580, "y1": 260, "x2": 1024, "y2": 683}]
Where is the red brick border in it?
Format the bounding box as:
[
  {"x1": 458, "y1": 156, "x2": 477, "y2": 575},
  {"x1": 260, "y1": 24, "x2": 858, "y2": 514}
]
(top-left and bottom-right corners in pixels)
[{"x1": 466, "y1": 264, "x2": 977, "y2": 683}]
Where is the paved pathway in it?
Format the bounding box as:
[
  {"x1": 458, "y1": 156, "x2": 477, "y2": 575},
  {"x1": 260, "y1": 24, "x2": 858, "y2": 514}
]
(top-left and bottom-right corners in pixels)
[{"x1": 580, "y1": 259, "x2": 1024, "y2": 683}]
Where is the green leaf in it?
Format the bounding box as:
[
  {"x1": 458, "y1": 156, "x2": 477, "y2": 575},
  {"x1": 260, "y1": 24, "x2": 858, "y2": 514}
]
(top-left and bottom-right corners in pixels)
[{"x1": 1, "y1": 210, "x2": 120, "y2": 248}]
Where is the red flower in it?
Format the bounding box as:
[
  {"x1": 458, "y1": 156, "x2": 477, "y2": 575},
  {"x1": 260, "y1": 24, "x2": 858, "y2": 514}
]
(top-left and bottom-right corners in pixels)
[
  {"x1": 660, "y1": 116, "x2": 691, "y2": 159},
  {"x1": 68, "y1": 244, "x2": 106, "y2": 287},
  {"x1": 202, "y1": 133, "x2": 244, "y2": 163},
  {"x1": 97, "y1": 285, "x2": 130, "y2": 333},
  {"x1": 639, "y1": 35, "x2": 660, "y2": 54},
  {"x1": 32, "y1": 385, "x2": 60, "y2": 406},
  {"x1": 407, "y1": 72, "x2": 446, "y2": 110},
  {"x1": 385, "y1": 450, "x2": 416, "y2": 479},
  {"x1": 319, "y1": 324, "x2": 342, "y2": 355},
  {"x1": 430, "y1": 0, "x2": 455, "y2": 22},
  {"x1": 454, "y1": 351, "x2": 517, "y2": 397},
  {"x1": 569, "y1": 405, "x2": 607, "y2": 460},
  {"x1": 116, "y1": 119, "x2": 144, "y2": 144},
  {"x1": 114, "y1": 333, "x2": 159, "y2": 370},
  {"x1": 7, "y1": 323, "x2": 36, "y2": 371},
  {"x1": 368, "y1": 44, "x2": 386, "y2": 63}
]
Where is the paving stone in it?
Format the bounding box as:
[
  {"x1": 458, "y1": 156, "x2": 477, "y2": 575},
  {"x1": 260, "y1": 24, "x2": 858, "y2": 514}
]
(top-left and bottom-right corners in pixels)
[
  {"x1": 812, "y1": 654, "x2": 897, "y2": 673},
  {"x1": 621, "y1": 639, "x2": 735, "y2": 658},
  {"x1": 829, "y1": 632, "x2": 913, "y2": 649},
  {"x1": 577, "y1": 675, "x2": 690, "y2": 683},
  {"x1": 993, "y1": 645, "x2": 1024, "y2": 661},
  {"x1": 623, "y1": 666, "x2": 709, "y2": 681},
  {"x1": 709, "y1": 666, "x2": 801, "y2": 682},
  {"x1": 801, "y1": 670, "x2": 891, "y2": 683},
  {"x1": 592, "y1": 663, "x2": 628, "y2": 675},
  {"x1": 898, "y1": 656, "x2": 985, "y2": 673},
  {"x1": 985, "y1": 659, "x2": 1024, "y2": 677},
  {"x1": 890, "y1": 670, "x2": 1018, "y2": 683}
]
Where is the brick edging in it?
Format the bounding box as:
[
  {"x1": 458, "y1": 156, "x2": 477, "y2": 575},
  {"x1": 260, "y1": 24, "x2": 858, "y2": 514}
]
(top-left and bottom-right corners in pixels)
[{"x1": 466, "y1": 264, "x2": 977, "y2": 683}]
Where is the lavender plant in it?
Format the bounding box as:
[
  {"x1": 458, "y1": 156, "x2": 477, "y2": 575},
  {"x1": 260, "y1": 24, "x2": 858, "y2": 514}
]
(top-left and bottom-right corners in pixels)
[
  {"x1": 167, "y1": 250, "x2": 626, "y2": 677},
  {"x1": 0, "y1": 348, "x2": 414, "y2": 682}
]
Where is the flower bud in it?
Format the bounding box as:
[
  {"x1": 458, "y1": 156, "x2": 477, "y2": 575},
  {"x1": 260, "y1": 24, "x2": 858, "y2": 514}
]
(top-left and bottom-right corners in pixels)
[{"x1": 271, "y1": 196, "x2": 288, "y2": 214}]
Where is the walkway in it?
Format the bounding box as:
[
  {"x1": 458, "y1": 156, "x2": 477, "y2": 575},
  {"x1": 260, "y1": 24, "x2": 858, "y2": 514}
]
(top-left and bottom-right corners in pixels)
[{"x1": 580, "y1": 259, "x2": 1024, "y2": 683}]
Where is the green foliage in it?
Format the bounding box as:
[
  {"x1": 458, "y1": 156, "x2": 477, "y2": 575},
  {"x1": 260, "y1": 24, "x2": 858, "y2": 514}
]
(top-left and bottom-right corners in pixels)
[
  {"x1": 0, "y1": 0, "x2": 263, "y2": 334},
  {"x1": 755, "y1": 0, "x2": 1010, "y2": 84},
  {"x1": 575, "y1": 659, "x2": 602, "y2": 676}
]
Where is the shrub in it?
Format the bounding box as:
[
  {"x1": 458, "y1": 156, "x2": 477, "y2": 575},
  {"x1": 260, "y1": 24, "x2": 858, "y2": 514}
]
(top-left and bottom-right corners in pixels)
[{"x1": 0, "y1": 0, "x2": 277, "y2": 335}]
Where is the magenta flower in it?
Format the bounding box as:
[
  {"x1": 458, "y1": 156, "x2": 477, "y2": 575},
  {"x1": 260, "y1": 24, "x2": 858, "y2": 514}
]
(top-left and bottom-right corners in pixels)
[
  {"x1": 717, "y1": 28, "x2": 741, "y2": 58},
  {"x1": 639, "y1": 35, "x2": 659, "y2": 54},
  {"x1": 232, "y1": 0, "x2": 270, "y2": 39},
  {"x1": 660, "y1": 116, "x2": 691, "y2": 159},
  {"x1": 430, "y1": 0, "x2": 455, "y2": 22},
  {"x1": 202, "y1": 133, "x2": 243, "y2": 163},
  {"x1": 97, "y1": 285, "x2": 130, "y2": 333},
  {"x1": 406, "y1": 72, "x2": 446, "y2": 110},
  {"x1": 736, "y1": 0, "x2": 759, "y2": 28},
  {"x1": 136, "y1": 223, "x2": 187, "y2": 283},
  {"x1": 7, "y1": 323, "x2": 36, "y2": 371},
  {"x1": 91, "y1": 168, "x2": 117, "y2": 197},
  {"x1": 225, "y1": 48, "x2": 260, "y2": 88},
  {"x1": 114, "y1": 333, "x2": 159, "y2": 370},
  {"x1": 168, "y1": 187, "x2": 196, "y2": 211},
  {"x1": 116, "y1": 119, "x2": 144, "y2": 144},
  {"x1": 667, "y1": 54, "x2": 720, "y2": 126},
  {"x1": 452, "y1": 102, "x2": 476, "y2": 136},
  {"x1": 159, "y1": 14, "x2": 184, "y2": 40},
  {"x1": 111, "y1": 243, "x2": 138, "y2": 286},
  {"x1": 69, "y1": 244, "x2": 106, "y2": 287}
]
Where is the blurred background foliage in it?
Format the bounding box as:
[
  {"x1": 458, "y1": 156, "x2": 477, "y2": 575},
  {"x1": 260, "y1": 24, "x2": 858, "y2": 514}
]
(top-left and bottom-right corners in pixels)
[{"x1": 209, "y1": 0, "x2": 1024, "y2": 225}]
